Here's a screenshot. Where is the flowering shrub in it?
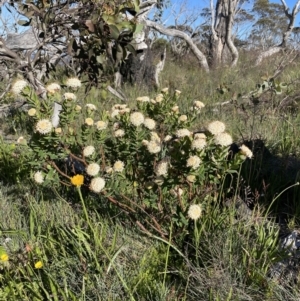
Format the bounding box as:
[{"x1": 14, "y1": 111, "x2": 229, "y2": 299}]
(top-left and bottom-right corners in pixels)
[{"x1": 14, "y1": 79, "x2": 253, "y2": 238}]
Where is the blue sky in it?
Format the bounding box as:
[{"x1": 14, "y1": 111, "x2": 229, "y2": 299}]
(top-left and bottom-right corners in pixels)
[
  {"x1": 161, "y1": 0, "x2": 300, "y2": 35},
  {"x1": 1, "y1": 0, "x2": 300, "y2": 36},
  {"x1": 167, "y1": 0, "x2": 300, "y2": 18},
  {"x1": 184, "y1": 0, "x2": 298, "y2": 9}
]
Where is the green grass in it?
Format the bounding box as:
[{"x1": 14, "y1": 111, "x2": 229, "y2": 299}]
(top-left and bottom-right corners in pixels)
[{"x1": 1, "y1": 52, "x2": 300, "y2": 300}]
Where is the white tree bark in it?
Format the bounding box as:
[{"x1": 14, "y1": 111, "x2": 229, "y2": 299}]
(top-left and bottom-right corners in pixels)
[
  {"x1": 226, "y1": 0, "x2": 239, "y2": 67},
  {"x1": 154, "y1": 48, "x2": 166, "y2": 87},
  {"x1": 210, "y1": 0, "x2": 240, "y2": 67},
  {"x1": 0, "y1": 0, "x2": 7, "y2": 7},
  {"x1": 145, "y1": 20, "x2": 210, "y2": 72},
  {"x1": 255, "y1": 46, "x2": 283, "y2": 66}
]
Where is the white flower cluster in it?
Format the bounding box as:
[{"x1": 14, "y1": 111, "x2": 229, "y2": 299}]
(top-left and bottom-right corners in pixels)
[
  {"x1": 214, "y1": 132, "x2": 233, "y2": 146},
  {"x1": 55, "y1": 128, "x2": 62, "y2": 134},
  {"x1": 83, "y1": 145, "x2": 95, "y2": 157},
  {"x1": 111, "y1": 104, "x2": 130, "y2": 118},
  {"x1": 95, "y1": 120, "x2": 108, "y2": 130},
  {"x1": 113, "y1": 160, "x2": 125, "y2": 172},
  {"x1": 193, "y1": 100, "x2": 205, "y2": 109},
  {"x1": 170, "y1": 186, "x2": 183, "y2": 197},
  {"x1": 36, "y1": 119, "x2": 52, "y2": 134},
  {"x1": 176, "y1": 129, "x2": 191, "y2": 138},
  {"x1": 144, "y1": 132, "x2": 161, "y2": 154},
  {"x1": 136, "y1": 96, "x2": 150, "y2": 102},
  {"x1": 64, "y1": 92, "x2": 76, "y2": 101},
  {"x1": 155, "y1": 94, "x2": 164, "y2": 103},
  {"x1": 194, "y1": 133, "x2": 206, "y2": 139},
  {"x1": 239, "y1": 144, "x2": 253, "y2": 159},
  {"x1": 172, "y1": 105, "x2": 179, "y2": 114},
  {"x1": 192, "y1": 133, "x2": 207, "y2": 150},
  {"x1": 164, "y1": 135, "x2": 172, "y2": 142},
  {"x1": 46, "y1": 83, "x2": 61, "y2": 94},
  {"x1": 190, "y1": 100, "x2": 205, "y2": 113},
  {"x1": 187, "y1": 175, "x2": 196, "y2": 183},
  {"x1": 188, "y1": 204, "x2": 202, "y2": 220},
  {"x1": 147, "y1": 140, "x2": 161, "y2": 154},
  {"x1": 114, "y1": 129, "x2": 125, "y2": 138},
  {"x1": 85, "y1": 118, "x2": 94, "y2": 126},
  {"x1": 28, "y1": 108, "x2": 36, "y2": 117},
  {"x1": 207, "y1": 121, "x2": 226, "y2": 135},
  {"x1": 206, "y1": 120, "x2": 233, "y2": 147},
  {"x1": 105, "y1": 166, "x2": 113, "y2": 174},
  {"x1": 155, "y1": 159, "x2": 169, "y2": 176},
  {"x1": 11, "y1": 79, "x2": 28, "y2": 95},
  {"x1": 90, "y1": 177, "x2": 105, "y2": 193},
  {"x1": 186, "y1": 155, "x2": 201, "y2": 169},
  {"x1": 66, "y1": 77, "x2": 81, "y2": 88},
  {"x1": 86, "y1": 163, "x2": 100, "y2": 176},
  {"x1": 130, "y1": 111, "x2": 144, "y2": 126},
  {"x1": 178, "y1": 115, "x2": 187, "y2": 122},
  {"x1": 143, "y1": 118, "x2": 156, "y2": 130},
  {"x1": 86, "y1": 103, "x2": 97, "y2": 111},
  {"x1": 34, "y1": 171, "x2": 44, "y2": 184},
  {"x1": 17, "y1": 136, "x2": 26, "y2": 144}
]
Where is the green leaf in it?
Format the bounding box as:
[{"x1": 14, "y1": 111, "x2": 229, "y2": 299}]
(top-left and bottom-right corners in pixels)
[
  {"x1": 280, "y1": 82, "x2": 287, "y2": 88},
  {"x1": 125, "y1": 44, "x2": 136, "y2": 55},
  {"x1": 179, "y1": 212, "x2": 188, "y2": 226},
  {"x1": 18, "y1": 19, "x2": 31, "y2": 26},
  {"x1": 134, "y1": 23, "x2": 144, "y2": 35},
  {"x1": 109, "y1": 24, "x2": 120, "y2": 40},
  {"x1": 117, "y1": 21, "x2": 134, "y2": 32},
  {"x1": 226, "y1": 170, "x2": 238, "y2": 174},
  {"x1": 96, "y1": 54, "x2": 105, "y2": 64},
  {"x1": 103, "y1": 14, "x2": 115, "y2": 25},
  {"x1": 133, "y1": 0, "x2": 140, "y2": 12},
  {"x1": 275, "y1": 86, "x2": 282, "y2": 94}
]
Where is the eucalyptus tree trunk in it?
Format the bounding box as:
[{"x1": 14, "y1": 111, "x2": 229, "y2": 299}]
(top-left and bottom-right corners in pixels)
[
  {"x1": 210, "y1": 0, "x2": 239, "y2": 68},
  {"x1": 116, "y1": 0, "x2": 170, "y2": 88}
]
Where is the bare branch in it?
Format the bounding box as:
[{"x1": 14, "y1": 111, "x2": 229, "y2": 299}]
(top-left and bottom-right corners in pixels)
[
  {"x1": 280, "y1": 0, "x2": 289, "y2": 12},
  {"x1": 145, "y1": 20, "x2": 210, "y2": 72},
  {"x1": 108, "y1": 85, "x2": 127, "y2": 102},
  {"x1": 0, "y1": 37, "x2": 21, "y2": 62},
  {"x1": 0, "y1": 0, "x2": 8, "y2": 7},
  {"x1": 256, "y1": 0, "x2": 300, "y2": 65}
]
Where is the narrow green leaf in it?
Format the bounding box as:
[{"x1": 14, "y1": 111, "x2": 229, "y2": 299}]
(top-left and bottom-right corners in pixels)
[{"x1": 109, "y1": 24, "x2": 120, "y2": 40}]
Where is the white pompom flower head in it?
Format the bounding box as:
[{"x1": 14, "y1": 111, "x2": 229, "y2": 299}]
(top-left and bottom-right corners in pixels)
[{"x1": 65, "y1": 77, "x2": 81, "y2": 89}]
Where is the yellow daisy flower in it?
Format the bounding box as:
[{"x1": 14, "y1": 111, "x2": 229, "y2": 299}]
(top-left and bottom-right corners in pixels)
[
  {"x1": 0, "y1": 253, "x2": 9, "y2": 262},
  {"x1": 71, "y1": 174, "x2": 84, "y2": 187},
  {"x1": 34, "y1": 261, "x2": 43, "y2": 269}
]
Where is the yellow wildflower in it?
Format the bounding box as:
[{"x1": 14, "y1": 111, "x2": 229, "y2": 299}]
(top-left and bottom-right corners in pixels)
[
  {"x1": 34, "y1": 261, "x2": 43, "y2": 269},
  {"x1": 0, "y1": 253, "x2": 9, "y2": 261},
  {"x1": 71, "y1": 174, "x2": 84, "y2": 187}
]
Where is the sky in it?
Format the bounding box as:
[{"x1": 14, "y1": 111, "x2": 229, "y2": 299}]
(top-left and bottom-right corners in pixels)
[
  {"x1": 184, "y1": 0, "x2": 298, "y2": 9},
  {"x1": 159, "y1": 0, "x2": 300, "y2": 38},
  {"x1": 1, "y1": 0, "x2": 300, "y2": 37}
]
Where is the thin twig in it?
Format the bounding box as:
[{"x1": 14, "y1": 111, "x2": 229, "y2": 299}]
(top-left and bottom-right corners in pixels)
[
  {"x1": 105, "y1": 195, "x2": 136, "y2": 214},
  {"x1": 49, "y1": 160, "x2": 70, "y2": 179},
  {"x1": 121, "y1": 193, "x2": 167, "y2": 238}
]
